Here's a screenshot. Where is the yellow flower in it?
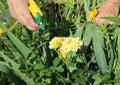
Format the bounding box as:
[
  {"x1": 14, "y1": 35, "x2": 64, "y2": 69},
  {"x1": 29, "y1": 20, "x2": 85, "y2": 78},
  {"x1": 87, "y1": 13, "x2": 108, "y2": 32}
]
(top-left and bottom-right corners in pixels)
[
  {"x1": 49, "y1": 37, "x2": 64, "y2": 49},
  {"x1": 59, "y1": 48, "x2": 67, "y2": 58},
  {"x1": 49, "y1": 37, "x2": 82, "y2": 58},
  {"x1": 89, "y1": 8, "x2": 99, "y2": 20},
  {"x1": 29, "y1": 0, "x2": 43, "y2": 18},
  {"x1": 0, "y1": 28, "x2": 3, "y2": 36},
  {"x1": 61, "y1": 37, "x2": 82, "y2": 52}
]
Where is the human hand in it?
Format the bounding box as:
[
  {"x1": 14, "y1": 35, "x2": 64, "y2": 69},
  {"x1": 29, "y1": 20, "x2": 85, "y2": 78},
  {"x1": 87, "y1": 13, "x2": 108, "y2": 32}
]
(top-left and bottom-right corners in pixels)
[
  {"x1": 7, "y1": 0, "x2": 39, "y2": 31},
  {"x1": 95, "y1": 0, "x2": 119, "y2": 25}
]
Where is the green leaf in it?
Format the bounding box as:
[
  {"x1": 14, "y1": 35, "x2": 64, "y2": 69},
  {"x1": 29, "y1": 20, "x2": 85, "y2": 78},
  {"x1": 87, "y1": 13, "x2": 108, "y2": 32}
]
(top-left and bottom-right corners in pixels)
[
  {"x1": 0, "y1": 52, "x2": 20, "y2": 69},
  {"x1": 39, "y1": 71, "x2": 44, "y2": 78},
  {"x1": 76, "y1": 56, "x2": 84, "y2": 63},
  {"x1": 114, "y1": 68, "x2": 120, "y2": 85},
  {"x1": 102, "y1": 72, "x2": 111, "y2": 81},
  {"x1": 1, "y1": 25, "x2": 31, "y2": 58},
  {"x1": 68, "y1": 62, "x2": 77, "y2": 73},
  {"x1": 0, "y1": 64, "x2": 9, "y2": 73},
  {"x1": 74, "y1": 26, "x2": 84, "y2": 39},
  {"x1": 0, "y1": 1, "x2": 5, "y2": 13},
  {"x1": 75, "y1": 76, "x2": 87, "y2": 84},
  {"x1": 1, "y1": 35, "x2": 22, "y2": 58},
  {"x1": 53, "y1": 57, "x2": 60, "y2": 67},
  {"x1": 108, "y1": 43, "x2": 114, "y2": 71},
  {"x1": 83, "y1": 0, "x2": 90, "y2": 21},
  {"x1": 83, "y1": 23, "x2": 93, "y2": 46},
  {"x1": 7, "y1": 31, "x2": 31, "y2": 58},
  {"x1": 93, "y1": 76, "x2": 102, "y2": 85},
  {"x1": 56, "y1": 66, "x2": 64, "y2": 72},
  {"x1": 118, "y1": 35, "x2": 120, "y2": 62},
  {"x1": 34, "y1": 64, "x2": 45, "y2": 70},
  {"x1": 50, "y1": 66, "x2": 56, "y2": 73},
  {"x1": 0, "y1": 52, "x2": 34, "y2": 85},
  {"x1": 92, "y1": 24, "x2": 109, "y2": 74},
  {"x1": 0, "y1": 64, "x2": 26, "y2": 85},
  {"x1": 103, "y1": 16, "x2": 120, "y2": 25},
  {"x1": 0, "y1": 39, "x2": 2, "y2": 50},
  {"x1": 69, "y1": 29, "x2": 74, "y2": 37},
  {"x1": 30, "y1": 71, "x2": 36, "y2": 79}
]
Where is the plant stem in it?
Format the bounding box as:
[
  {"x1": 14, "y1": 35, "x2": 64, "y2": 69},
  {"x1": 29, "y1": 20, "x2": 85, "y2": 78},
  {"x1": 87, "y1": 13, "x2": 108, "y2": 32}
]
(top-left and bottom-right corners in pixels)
[
  {"x1": 9, "y1": 21, "x2": 19, "y2": 31},
  {"x1": 67, "y1": 69, "x2": 69, "y2": 79},
  {"x1": 66, "y1": 62, "x2": 69, "y2": 79}
]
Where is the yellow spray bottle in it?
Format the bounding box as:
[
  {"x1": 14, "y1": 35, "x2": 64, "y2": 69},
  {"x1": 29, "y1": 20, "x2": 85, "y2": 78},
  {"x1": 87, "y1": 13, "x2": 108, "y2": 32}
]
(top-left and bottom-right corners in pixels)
[{"x1": 29, "y1": 0, "x2": 45, "y2": 30}]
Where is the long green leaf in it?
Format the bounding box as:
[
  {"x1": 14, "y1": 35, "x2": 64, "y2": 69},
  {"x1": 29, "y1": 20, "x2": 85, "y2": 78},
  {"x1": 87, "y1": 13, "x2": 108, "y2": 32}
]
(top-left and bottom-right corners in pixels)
[
  {"x1": 118, "y1": 35, "x2": 120, "y2": 63},
  {"x1": 114, "y1": 68, "x2": 120, "y2": 85},
  {"x1": 84, "y1": 0, "x2": 90, "y2": 21},
  {"x1": 2, "y1": 25, "x2": 31, "y2": 58},
  {"x1": 74, "y1": 26, "x2": 84, "y2": 40},
  {"x1": 0, "y1": 64, "x2": 26, "y2": 85},
  {"x1": 0, "y1": 52, "x2": 34, "y2": 85},
  {"x1": 103, "y1": 17, "x2": 120, "y2": 25},
  {"x1": 92, "y1": 24, "x2": 109, "y2": 74},
  {"x1": 1, "y1": 35, "x2": 22, "y2": 58},
  {"x1": 83, "y1": 23, "x2": 93, "y2": 46},
  {"x1": 7, "y1": 31, "x2": 31, "y2": 58}
]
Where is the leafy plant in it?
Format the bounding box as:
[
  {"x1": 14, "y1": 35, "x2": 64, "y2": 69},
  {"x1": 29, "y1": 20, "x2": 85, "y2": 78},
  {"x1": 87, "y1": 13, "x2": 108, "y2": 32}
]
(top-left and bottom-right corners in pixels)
[{"x1": 0, "y1": 0, "x2": 120, "y2": 85}]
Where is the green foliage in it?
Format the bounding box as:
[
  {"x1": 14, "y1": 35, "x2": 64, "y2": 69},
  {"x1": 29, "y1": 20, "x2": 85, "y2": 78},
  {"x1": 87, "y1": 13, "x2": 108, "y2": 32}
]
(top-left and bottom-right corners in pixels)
[
  {"x1": 0, "y1": 1, "x2": 7, "y2": 13},
  {"x1": 0, "y1": 0, "x2": 120, "y2": 85}
]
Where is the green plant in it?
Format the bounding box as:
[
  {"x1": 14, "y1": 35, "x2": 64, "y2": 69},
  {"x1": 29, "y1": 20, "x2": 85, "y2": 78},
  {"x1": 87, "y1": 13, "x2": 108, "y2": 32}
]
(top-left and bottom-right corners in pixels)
[{"x1": 1, "y1": 0, "x2": 120, "y2": 85}]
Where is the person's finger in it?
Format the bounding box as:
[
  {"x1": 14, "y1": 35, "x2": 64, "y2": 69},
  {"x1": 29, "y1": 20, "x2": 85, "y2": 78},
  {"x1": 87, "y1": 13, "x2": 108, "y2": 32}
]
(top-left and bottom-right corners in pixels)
[
  {"x1": 95, "y1": 17, "x2": 101, "y2": 25},
  {"x1": 7, "y1": 0, "x2": 40, "y2": 31},
  {"x1": 97, "y1": 19, "x2": 104, "y2": 25},
  {"x1": 21, "y1": 9, "x2": 39, "y2": 30},
  {"x1": 17, "y1": 14, "x2": 39, "y2": 31}
]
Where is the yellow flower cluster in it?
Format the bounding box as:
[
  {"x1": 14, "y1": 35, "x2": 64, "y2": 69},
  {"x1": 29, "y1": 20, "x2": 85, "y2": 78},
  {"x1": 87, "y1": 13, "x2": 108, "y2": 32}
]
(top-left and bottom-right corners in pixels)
[
  {"x1": 61, "y1": 37, "x2": 81, "y2": 52},
  {"x1": 49, "y1": 37, "x2": 82, "y2": 58},
  {"x1": 49, "y1": 37, "x2": 64, "y2": 49},
  {"x1": 89, "y1": 8, "x2": 99, "y2": 20},
  {"x1": 0, "y1": 28, "x2": 3, "y2": 36},
  {"x1": 28, "y1": 0, "x2": 43, "y2": 18},
  {"x1": 59, "y1": 49, "x2": 67, "y2": 58}
]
